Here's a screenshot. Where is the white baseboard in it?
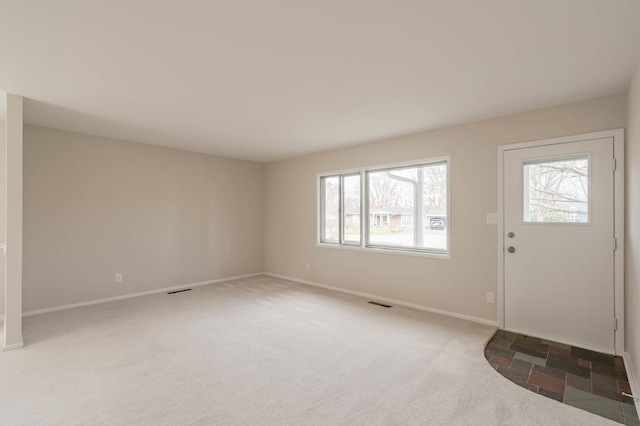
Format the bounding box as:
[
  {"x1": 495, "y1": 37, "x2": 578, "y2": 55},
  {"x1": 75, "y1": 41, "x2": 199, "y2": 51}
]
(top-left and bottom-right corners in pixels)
[
  {"x1": 19, "y1": 271, "x2": 496, "y2": 329},
  {"x1": 623, "y1": 353, "x2": 640, "y2": 412},
  {"x1": 264, "y1": 272, "x2": 498, "y2": 327},
  {"x1": 3, "y1": 341, "x2": 24, "y2": 351},
  {"x1": 22, "y1": 272, "x2": 263, "y2": 317}
]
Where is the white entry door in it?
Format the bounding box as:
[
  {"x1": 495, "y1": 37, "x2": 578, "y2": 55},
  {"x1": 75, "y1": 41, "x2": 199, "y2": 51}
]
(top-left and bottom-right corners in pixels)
[{"x1": 502, "y1": 135, "x2": 619, "y2": 353}]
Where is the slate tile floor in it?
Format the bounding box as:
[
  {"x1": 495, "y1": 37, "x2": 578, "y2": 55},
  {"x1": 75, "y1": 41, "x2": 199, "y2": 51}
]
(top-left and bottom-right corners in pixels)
[{"x1": 485, "y1": 330, "x2": 639, "y2": 425}]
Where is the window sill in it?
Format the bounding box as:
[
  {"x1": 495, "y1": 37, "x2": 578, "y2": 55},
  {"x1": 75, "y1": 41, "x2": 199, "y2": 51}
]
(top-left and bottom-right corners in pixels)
[{"x1": 316, "y1": 243, "x2": 451, "y2": 260}]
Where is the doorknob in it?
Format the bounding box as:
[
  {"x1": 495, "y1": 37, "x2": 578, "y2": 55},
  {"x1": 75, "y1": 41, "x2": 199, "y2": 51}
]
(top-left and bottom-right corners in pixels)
[{"x1": 507, "y1": 246, "x2": 516, "y2": 253}]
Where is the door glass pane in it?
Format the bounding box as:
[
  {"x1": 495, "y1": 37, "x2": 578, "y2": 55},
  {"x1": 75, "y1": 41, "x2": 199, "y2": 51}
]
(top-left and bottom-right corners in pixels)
[
  {"x1": 321, "y1": 176, "x2": 339, "y2": 242},
  {"x1": 342, "y1": 174, "x2": 361, "y2": 244},
  {"x1": 523, "y1": 156, "x2": 589, "y2": 223}
]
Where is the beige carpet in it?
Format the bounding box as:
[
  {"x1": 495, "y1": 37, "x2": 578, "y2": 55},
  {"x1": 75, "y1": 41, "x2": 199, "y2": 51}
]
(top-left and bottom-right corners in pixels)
[{"x1": 0, "y1": 275, "x2": 617, "y2": 425}]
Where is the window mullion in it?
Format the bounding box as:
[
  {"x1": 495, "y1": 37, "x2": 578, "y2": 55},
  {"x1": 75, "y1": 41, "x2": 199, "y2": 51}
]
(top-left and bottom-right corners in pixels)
[{"x1": 339, "y1": 175, "x2": 344, "y2": 244}]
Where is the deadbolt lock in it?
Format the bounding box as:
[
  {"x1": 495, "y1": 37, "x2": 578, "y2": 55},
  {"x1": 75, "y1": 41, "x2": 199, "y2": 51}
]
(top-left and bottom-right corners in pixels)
[{"x1": 507, "y1": 232, "x2": 515, "y2": 238}]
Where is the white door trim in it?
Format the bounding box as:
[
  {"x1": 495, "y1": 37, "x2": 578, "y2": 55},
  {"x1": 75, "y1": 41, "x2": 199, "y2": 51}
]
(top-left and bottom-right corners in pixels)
[{"x1": 497, "y1": 128, "x2": 625, "y2": 355}]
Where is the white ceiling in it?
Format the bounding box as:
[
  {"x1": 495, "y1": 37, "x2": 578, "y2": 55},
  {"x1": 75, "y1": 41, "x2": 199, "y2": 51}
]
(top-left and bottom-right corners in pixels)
[{"x1": 1, "y1": 1, "x2": 639, "y2": 162}]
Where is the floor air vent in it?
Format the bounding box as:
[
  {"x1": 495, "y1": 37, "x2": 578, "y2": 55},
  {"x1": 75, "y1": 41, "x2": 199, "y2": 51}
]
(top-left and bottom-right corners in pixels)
[
  {"x1": 167, "y1": 289, "x2": 192, "y2": 295},
  {"x1": 368, "y1": 301, "x2": 392, "y2": 308}
]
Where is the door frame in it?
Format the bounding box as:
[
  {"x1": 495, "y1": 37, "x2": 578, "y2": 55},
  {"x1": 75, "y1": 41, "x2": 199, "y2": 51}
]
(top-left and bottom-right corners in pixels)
[{"x1": 497, "y1": 129, "x2": 625, "y2": 355}]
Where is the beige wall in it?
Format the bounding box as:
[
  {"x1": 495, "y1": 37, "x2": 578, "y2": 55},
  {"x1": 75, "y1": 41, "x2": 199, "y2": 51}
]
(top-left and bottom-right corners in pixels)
[
  {"x1": 626, "y1": 60, "x2": 640, "y2": 388},
  {"x1": 23, "y1": 125, "x2": 264, "y2": 312},
  {"x1": 264, "y1": 93, "x2": 627, "y2": 322},
  {"x1": 0, "y1": 118, "x2": 5, "y2": 317}
]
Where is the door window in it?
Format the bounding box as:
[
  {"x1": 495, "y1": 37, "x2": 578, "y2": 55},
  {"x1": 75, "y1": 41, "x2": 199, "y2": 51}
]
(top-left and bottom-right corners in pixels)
[{"x1": 523, "y1": 155, "x2": 589, "y2": 223}]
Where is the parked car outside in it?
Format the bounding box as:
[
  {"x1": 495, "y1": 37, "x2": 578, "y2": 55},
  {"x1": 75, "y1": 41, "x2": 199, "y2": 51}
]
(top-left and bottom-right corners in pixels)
[{"x1": 430, "y1": 218, "x2": 445, "y2": 230}]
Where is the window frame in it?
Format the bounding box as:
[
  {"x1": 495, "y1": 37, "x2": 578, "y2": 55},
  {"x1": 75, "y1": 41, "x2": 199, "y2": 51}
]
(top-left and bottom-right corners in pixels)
[{"x1": 317, "y1": 156, "x2": 451, "y2": 259}]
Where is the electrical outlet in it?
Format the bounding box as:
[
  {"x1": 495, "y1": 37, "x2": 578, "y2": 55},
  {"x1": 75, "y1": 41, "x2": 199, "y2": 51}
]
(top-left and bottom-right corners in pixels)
[
  {"x1": 115, "y1": 273, "x2": 123, "y2": 283},
  {"x1": 486, "y1": 292, "x2": 495, "y2": 304},
  {"x1": 486, "y1": 213, "x2": 498, "y2": 225},
  {"x1": 305, "y1": 262, "x2": 310, "y2": 272}
]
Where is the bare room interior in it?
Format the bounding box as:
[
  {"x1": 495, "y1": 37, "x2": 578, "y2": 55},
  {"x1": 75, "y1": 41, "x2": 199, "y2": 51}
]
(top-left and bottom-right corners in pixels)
[{"x1": 1, "y1": 1, "x2": 640, "y2": 424}]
